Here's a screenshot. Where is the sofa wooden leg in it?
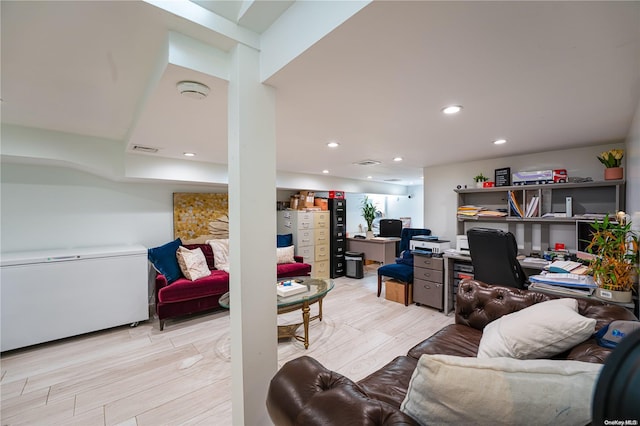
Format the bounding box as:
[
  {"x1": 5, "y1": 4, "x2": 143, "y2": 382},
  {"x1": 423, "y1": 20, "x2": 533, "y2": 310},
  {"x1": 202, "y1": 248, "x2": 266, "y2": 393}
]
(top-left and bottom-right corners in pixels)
[
  {"x1": 159, "y1": 319, "x2": 165, "y2": 331},
  {"x1": 377, "y1": 275, "x2": 382, "y2": 297}
]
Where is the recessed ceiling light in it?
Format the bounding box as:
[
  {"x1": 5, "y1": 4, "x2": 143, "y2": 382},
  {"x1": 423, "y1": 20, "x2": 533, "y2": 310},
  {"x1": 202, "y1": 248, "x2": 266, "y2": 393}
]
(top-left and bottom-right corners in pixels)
[
  {"x1": 183, "y1": 152, "x2": 196, "y2": 157},
  {"x1": 442, "y1": 105, "x2": 463, "y2": 114},
  {"x1": 367, "y1": 176, "x2": 373, "y2": 179},
  {"x1": 176, "y1": 81, "x2": 210, "y2": 100},
  {"x1": 322, "y1": 169, "x2": 329, "y2": 174},
  {"x1": 393, "y1": 157, "x2": 403, "y2": 162},
  {"x1": 493, "y1": 139, "x2": 507, "y2": 145},
  {"x1": 327, "y1": 141, "x2": 339, "y2": 148}
]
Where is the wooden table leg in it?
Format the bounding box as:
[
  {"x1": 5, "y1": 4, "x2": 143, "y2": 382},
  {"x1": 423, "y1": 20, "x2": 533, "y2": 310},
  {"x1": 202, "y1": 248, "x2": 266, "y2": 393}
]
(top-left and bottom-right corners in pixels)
[
  {"x1": 302, "y1": 301, "x2": 310, "y2": 349},
  {"x1": 318, "y1": 298, "x2": 324, "y2": 321}
]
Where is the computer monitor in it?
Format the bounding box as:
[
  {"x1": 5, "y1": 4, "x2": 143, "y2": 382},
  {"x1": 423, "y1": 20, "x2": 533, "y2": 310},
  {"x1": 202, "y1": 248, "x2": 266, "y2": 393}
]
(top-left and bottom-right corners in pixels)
[
  {"x1": 576, "y1": 220, "x2": 601, "y2": 260},
  {"x1": 379, "y1": 219, "x2": 403, "y2": 238}
]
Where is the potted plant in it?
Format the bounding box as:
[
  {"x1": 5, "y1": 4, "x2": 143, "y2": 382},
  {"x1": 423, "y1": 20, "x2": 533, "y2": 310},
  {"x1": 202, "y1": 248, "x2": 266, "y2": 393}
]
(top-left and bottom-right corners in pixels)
[
  {"x1": 473, "y1": 173, "x2": 489, "y2": 188},
  {"x1": 361, "y1": 196, "x2": 378, "y2": 239},
  {"x1": 597, "y1": 148, "x2": 624, "y2": 180},
  {"x1": 585, "y1": 212, "x2": 639, "y2": 303}
]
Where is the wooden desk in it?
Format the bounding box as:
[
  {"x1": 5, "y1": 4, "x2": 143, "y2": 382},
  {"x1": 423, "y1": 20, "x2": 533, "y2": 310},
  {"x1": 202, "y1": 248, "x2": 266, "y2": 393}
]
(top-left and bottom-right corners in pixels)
[{"x1": 346, "y1": 237, "x2": 401, "y2": 265}]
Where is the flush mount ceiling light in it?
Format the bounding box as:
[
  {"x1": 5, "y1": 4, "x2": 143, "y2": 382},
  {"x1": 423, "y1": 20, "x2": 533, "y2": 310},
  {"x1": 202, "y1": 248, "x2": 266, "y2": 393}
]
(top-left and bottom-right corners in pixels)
[
  {"x1": 322, "y1": 169, "x2": 329, "y2": 174},
  {"x1": 176, "y1": 81, "x2": 210, "y2": 100},
  {"x1": 493, "y1": 139, "x2": 507, "y2": 145},
  {"x1": 327, "y1": 141, "x2": 339, "y2": 148},
  {"x1": 393, "y1": 157, "x2": 403, "y2": 162},
  {"x1": 183, "y1": 152, "x2": 196, "y2": 157},
  {"x1": 442, "y1": 105, "x2": 463, "y2": 114}
]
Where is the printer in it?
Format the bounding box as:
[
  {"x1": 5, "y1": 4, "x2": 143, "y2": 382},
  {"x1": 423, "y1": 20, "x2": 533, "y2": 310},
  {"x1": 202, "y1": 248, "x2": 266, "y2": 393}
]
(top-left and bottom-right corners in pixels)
[
  {"x1": 456, "y1": 235, "x2": 470, "y2": 254},
  {"x1": 410, "y1": 235, "x2": 450, "y2": 253}
]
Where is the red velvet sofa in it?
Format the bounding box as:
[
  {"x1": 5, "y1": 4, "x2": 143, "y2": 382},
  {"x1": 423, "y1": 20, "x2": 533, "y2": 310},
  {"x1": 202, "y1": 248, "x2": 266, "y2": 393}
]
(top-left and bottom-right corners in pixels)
[{"x1": 155, "y1": 243, "x2": 311, "y2": 330}]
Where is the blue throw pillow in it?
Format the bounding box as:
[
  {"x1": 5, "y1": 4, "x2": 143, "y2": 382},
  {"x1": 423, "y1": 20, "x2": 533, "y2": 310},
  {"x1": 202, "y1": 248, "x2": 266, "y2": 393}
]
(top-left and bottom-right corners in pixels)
[
  {"x1": 148, "y1": 238, "x2": 183, "y2": 284},
  {"x1": 277, "y1": 234, "x2": 293, "y2": 248}
]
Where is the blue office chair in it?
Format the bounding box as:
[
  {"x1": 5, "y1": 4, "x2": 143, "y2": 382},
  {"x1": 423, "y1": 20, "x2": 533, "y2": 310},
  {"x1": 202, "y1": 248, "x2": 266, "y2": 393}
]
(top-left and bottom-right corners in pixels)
[{"x1": 377, "y1": 228, "x2": 431, "y2": 306}]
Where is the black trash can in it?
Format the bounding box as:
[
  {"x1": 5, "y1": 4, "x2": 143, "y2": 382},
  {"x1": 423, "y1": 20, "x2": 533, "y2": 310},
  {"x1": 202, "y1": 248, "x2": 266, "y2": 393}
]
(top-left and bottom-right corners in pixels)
[{"x1": 345, "y1": 251, "x2": 364, "y2": 279}]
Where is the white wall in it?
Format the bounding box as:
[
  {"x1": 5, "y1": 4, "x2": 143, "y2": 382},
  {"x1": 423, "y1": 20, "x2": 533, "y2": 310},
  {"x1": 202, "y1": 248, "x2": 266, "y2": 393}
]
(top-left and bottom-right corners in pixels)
[
  {"x1": 343, "y1": 189, "x2": 424, "y2": 235},
  {"x1": 0, "y1": 163, "x2": 417, "y2": 253},
  {"x1": 386, "y1": 184, "x2": 424, "y2": 229},
  {"x1": 627, "y1": 98, "x2": 640, "y2": 231},
  {"x1": 423, "y1": 142, "x2": 630, "y2": 247},
  {"x1": 0, "y1": 163, "x2": 225, "y2": 253}
]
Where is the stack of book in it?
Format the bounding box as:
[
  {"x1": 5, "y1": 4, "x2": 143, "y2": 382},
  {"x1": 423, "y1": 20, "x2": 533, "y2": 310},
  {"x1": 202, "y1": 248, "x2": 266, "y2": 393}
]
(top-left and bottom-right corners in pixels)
[
  {"x1": 528, "y1": 272, "x2": 597, "y2": 296},
  {"x1": 277, "y1": 280, "x2": 307, "y2": 297},
  {"x1": 547, "y1": 260, "x2": 589, "y2": 275}
]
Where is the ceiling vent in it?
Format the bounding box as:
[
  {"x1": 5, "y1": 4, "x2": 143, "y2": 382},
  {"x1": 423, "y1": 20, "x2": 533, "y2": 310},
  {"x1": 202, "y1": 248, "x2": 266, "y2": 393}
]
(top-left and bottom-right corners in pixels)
[
  {"x1": 353, "y1": 159, "x2": 382, "y2": 166},
  {"x1": 132, "y1": 145, "x2": 159, "y2": 154}
]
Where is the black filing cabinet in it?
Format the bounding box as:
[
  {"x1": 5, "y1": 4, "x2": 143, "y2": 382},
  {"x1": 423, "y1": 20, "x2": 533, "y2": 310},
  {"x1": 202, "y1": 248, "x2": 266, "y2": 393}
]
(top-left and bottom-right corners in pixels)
[
  {"x1": 413, "y1": 254, "x2": 444, "y2": 310},
  {"x1": 329, "y1": 198, "x2": 346, "y2": 278}
]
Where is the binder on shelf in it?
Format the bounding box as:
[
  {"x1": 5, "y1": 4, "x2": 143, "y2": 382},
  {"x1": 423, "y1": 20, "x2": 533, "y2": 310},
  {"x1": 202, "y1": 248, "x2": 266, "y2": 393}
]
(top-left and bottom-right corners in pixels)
[
  {"x1": 524, "y1": 196, "x2": 539, "y2": 218},
  {"x1": 508, "y1": 191, "x2": 524, "y2": 218}
]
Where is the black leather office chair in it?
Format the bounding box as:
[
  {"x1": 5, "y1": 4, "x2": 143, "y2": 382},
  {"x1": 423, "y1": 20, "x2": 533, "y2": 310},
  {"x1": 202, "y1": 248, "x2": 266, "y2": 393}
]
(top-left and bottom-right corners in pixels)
[{"x1": 466, "y1": 227, "x2": 527, "y2": 289}]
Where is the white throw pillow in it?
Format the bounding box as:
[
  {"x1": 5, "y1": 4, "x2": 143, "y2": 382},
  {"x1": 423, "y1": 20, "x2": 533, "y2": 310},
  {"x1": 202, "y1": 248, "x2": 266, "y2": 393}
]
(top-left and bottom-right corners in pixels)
[
  {"x1": 276, "y1": 245, "x2": 296, "y2": 264},
  {"x1": 401, "y1": 354, "x2": 602, "y2": 426},
  {"x1": 176, "y1": 246, "x2": 211, "y2": 281},
  {"x1": 477, "y1": 298, "x2": 596, "y2": 359},
  {"x1": 207, "y1": 239, "x2": 230, "y2": 272}
]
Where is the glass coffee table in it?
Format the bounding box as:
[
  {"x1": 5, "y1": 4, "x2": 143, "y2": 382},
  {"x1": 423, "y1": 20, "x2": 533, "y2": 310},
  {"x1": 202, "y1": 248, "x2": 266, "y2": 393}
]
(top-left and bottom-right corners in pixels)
[{"x1": 219, "y1": 276, "x2": 334, "y2": 349}]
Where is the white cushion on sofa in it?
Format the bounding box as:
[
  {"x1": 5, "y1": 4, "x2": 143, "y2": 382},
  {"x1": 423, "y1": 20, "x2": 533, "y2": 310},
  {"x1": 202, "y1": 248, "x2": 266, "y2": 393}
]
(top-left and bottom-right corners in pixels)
[
  {"x1": 477, "y1": 298, "x2": 596, "y2": 359},
  {"x1": 276, "y1": 245, "x2": 296, "y2": 264},
  {"x1": 176, "y1": 246, "x2": 211, "y2": 281},
  {"x1": 207, "y1": 239, "x2": 230, "y2": 273},
  {"x1": 400, "y1": 354, "x2": 602, "y2": 426}
]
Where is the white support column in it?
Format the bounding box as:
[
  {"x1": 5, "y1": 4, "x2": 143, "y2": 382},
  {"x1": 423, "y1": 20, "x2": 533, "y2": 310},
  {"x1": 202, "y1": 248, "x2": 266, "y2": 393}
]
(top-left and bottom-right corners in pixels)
[{"x1": 227, "y1": 43, "x2": 278, "y2": 425}]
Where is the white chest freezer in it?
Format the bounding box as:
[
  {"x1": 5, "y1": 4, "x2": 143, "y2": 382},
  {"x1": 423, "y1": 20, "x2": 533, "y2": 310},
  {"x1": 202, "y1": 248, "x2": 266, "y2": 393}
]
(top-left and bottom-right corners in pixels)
[{"x1": 1, "y1": 245, "x2": 149, "y2": 351}]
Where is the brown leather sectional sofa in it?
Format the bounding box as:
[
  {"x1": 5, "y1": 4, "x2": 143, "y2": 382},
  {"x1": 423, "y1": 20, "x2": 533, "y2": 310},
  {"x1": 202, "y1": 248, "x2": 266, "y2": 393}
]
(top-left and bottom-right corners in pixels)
[{"x1": 266, "y1": 279, "x2": 637, "y2": 425}]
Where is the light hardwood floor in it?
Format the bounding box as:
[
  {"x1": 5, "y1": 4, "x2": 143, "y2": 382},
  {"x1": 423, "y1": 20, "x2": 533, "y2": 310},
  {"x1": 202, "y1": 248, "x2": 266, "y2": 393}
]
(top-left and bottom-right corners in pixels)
[{"x1": 1, "y1": 267, "x2": 453, "y2": 426}]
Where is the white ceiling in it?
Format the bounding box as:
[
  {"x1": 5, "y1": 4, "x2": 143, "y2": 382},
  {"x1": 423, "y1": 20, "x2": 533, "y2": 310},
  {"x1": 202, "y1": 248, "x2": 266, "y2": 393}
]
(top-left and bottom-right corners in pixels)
[{"x1": 2, "y1": 1, "x2": 640, "y2": 187}]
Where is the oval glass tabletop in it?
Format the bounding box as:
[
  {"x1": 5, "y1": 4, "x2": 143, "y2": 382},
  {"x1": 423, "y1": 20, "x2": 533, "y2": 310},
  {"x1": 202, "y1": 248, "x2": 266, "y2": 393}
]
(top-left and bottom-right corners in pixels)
[
  {"x1": 276, "y1": 277, "x2": 334, "y2": 308},
  {"x1": 218, "y1": 276, "x2": 334, "y2": 309}
]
